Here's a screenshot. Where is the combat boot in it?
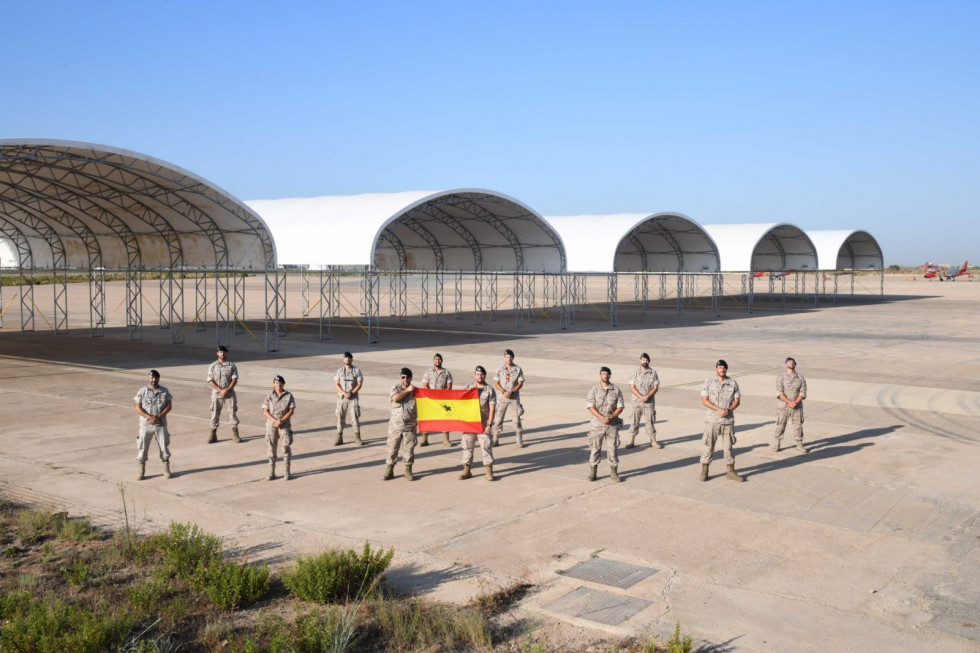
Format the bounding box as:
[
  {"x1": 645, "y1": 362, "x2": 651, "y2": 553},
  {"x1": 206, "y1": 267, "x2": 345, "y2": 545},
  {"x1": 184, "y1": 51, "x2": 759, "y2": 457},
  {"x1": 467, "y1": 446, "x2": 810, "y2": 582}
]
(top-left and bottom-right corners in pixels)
[
  {"x1": 795, "y1": 442, "x2": 808, "y2": 453},
  {"x1": 137, "y1": 462, "x2": 145, "y2": 481},
  {"x1": 726, "y1": 464, "x2": 744, "y2": 482},
  {"x1": 516, "y1": 433, "x2": 525, "y2": 448},
  {"x1": 587, "y1": 465, "x2": 597, "y2": 482},
  {"x1": 354, "y1": 432, "x2": 363, "y2": 446},
  {"x1": 208, "y1": 428, "x2": 217, "y2": 444},
  {"x1": 771, "y1": 442, "x2": 781, "y2": 453},
  {"x1": 231, "y1": 427, "x2": 241, "y2": 443},
  {"x1": 163, "y1": 461, "x2": 171, "y2": 479},
  {"x1": 625, "y1": 436, "x2": 635, "y2": 449},
  {"x1": 651, "y1": 437, "x2": 663, "y2": 449},
  {"x1": 609, "y1": 466, "x2": 621, "y2": 483},
  {"x1": 404, "y1": 464, "x2": 415, "y2": 481},
  {"x1": 459, "y1": 464, "x2": 472, "y2": 480},
  {"x1": 443, "y1": 433, "x2": 452, "y2": 447},
  {"x1": 284, "y1": 459, "x2": 292, "y2": 481},
  {"x1": 699, "y1": 464, "x2": 709, "y2": 482},
  {"x1": 485, "y1": 464, "x2": 495, "y2": 481},
  {"x1": 383, "y1": 464, "x2": 394, "y2": 481},
  {"x1": 334, "y1": 432, "x2": 344, "y2": 446},
  {"x1": 267, "y1": 461, "x2": 276, "y2": 481},
  {"x1": 419, "y1": 434, "x2": 429, "y2": 447}
]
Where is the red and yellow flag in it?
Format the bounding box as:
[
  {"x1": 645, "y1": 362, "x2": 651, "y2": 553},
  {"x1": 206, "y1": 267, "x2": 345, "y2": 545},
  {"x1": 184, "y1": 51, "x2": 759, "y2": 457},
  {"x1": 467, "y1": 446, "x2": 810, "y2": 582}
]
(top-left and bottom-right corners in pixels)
[{"x1": 415, "y1": 388, "x2": 483, "y2": 433}]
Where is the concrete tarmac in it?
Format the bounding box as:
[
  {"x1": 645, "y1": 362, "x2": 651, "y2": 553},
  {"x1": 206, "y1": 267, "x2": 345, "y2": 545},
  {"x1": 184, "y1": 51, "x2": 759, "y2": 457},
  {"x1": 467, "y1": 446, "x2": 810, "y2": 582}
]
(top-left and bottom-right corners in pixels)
[{"x1": 0, "y1": 275, "x2": 977, "y2": 651}]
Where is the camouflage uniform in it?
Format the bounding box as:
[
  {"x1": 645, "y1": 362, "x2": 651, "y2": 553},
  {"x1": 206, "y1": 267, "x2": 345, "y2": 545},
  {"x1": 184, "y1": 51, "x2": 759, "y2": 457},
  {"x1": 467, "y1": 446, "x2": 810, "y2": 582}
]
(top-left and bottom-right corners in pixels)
[
  {"x1": 334, "y1": 365, "x2": 363, "y2": 437},
  {"x1": 774, "y1": 372, "x2": 807, "y2": 447},
  {"x1": 491, "y1": 364, "x2": 524, "y2": 440},
  {"x1": 207, "y1": 360, "x2": 239, "y2": 430},
  {"x1": 263, "y1": 389, "x2": 296, "y2": 463},
  {"x1": 700, "y1": 376, "x2": 741, "y2": 465},
  {"x1": 135, "y1": 384, "x2": 172, "y2": 463},
  {"x1": 462, "y1": 383, "x2": 496, "y2": 466},
  {"x1": 628, "y1": 367, "x2": 660, "y2": 443},
  {"x1": 421, "y1": 367, "x2": 453, "y2": 439},
  {"x1": 386, "y1": 384, "x2": 418, "y2": 465},
  {"x1": 586, "y1": 382, "x2": 625, "y2": 467}
]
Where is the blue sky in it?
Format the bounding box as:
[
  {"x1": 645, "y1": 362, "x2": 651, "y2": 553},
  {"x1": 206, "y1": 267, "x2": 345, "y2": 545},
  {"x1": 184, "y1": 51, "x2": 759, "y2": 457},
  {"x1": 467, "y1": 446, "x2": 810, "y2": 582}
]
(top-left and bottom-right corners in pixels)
[{"x1": 6, "y1": 1, "x2": 979, "y2": 265}]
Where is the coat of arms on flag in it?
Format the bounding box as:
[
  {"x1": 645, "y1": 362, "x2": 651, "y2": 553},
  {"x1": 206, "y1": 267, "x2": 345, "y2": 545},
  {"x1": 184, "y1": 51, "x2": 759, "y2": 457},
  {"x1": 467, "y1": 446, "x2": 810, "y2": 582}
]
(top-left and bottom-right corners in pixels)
[{"x1": 415, "y1": 388, "x2": 483, "y2": 433}]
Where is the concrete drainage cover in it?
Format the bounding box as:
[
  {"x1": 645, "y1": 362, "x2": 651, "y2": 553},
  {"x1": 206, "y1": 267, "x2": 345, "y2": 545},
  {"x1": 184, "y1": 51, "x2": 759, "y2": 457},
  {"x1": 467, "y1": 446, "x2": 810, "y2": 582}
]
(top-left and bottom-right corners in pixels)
[
  {"x1": 542, "y1": 586, "x2": 651, "y2": 626},
  {"x1": 559, "y1": 557, "x2": 658, "y2": 589}
]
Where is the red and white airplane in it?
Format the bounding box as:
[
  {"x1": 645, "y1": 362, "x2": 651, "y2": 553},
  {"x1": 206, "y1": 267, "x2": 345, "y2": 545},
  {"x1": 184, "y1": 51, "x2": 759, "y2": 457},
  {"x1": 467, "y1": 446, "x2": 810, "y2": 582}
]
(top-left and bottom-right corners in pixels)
[
  {"x1": 924, "y1": 261, "x2": 971, "y2": 280},
  {"x1": 753, "y1": 270, "x2": 794, "y2": 279}
]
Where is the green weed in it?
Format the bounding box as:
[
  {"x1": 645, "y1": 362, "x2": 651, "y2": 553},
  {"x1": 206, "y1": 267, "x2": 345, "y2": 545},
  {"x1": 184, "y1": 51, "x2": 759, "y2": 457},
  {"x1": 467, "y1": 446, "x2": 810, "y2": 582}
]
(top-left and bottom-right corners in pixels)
[
  {"x1": 200, "y1": 559, "x2": 270, "y2": 610},
  {"x1": 283, "y1": 542, "x2": 393, "y2": 604}
]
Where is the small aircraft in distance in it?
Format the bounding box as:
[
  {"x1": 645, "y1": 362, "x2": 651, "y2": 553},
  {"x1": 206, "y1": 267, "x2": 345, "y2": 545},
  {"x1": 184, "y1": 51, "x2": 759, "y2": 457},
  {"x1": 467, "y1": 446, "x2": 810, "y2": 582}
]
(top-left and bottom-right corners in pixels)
[
  {"x1": 753, "y1": 270, "x2": 794, "y2": 278},
  {"x1": 923, "y1": 261, "x2": 971, "y2": 281}
]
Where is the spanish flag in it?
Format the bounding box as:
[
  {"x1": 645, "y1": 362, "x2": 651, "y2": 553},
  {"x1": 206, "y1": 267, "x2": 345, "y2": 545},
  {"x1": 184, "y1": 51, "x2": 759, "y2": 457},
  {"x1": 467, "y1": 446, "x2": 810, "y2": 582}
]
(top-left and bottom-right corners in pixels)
[{"x1": 415, "y1": 388, "x2": 483, "y2": 433}]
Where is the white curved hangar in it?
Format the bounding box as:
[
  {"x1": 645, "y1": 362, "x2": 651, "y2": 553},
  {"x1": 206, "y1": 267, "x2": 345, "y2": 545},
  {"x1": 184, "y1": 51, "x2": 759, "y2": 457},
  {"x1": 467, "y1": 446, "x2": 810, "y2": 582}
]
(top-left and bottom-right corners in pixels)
[
  {"x1": 547, "y1": 212, "x2": 720, "y2": 273},
  {"x1": 0, "y1": 139, "x2": 276, "y2": 271},
  {"x1": 246, "y1": 189, "x2": 566, "y2": 273},
  {"x1": 702, "y1": 223, "x2": 818, "y2": 272},
  {"x1": 807, "y1": 230, "x2": 883, "y2": 270}
]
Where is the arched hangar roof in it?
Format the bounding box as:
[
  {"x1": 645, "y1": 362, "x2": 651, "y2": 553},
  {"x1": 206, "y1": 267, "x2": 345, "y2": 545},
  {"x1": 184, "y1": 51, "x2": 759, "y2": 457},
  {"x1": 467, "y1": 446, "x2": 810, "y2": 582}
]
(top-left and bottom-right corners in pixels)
[
  {"x1": 807, "y1": 230, "x2": 883, "y2": 270},
  {"x1": 0, "y1": 139, "x2": 276, "y2": 270},
  {"x1": 702, "y1": 223, "x2": 818, "y2": 272},
  {"x1": 246, "y1": 189, "x2": 566, "y2": 273},
  {"x1": 546, "y1": 212, "x2": 720, "y2": 273}
]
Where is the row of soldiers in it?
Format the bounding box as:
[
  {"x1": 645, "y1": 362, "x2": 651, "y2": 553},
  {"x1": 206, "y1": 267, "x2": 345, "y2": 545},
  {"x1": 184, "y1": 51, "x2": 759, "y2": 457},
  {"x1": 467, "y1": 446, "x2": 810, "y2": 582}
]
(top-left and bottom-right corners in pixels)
[{"x1": 133, "y1": 346, "x2": 807, "y2": 483}]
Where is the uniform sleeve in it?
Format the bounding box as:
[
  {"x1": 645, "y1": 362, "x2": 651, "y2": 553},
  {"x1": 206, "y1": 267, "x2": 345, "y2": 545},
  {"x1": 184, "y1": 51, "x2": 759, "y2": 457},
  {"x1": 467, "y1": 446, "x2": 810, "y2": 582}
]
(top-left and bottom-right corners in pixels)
[
  {"x1": 799, "y1": 376, "x2": 807, "y2": 399},
  {"x1": 288, "y1": 394, "x2": 296, "y2": 410},
  {"x1": 732, "y1": 380, "x2": 741, "y2": 399},
  {"x1": 775, "y1": 374, "x2": 783, "y2": 396},
  {"x1": 356, "y1": 368, "x2": 363, "y2": 383},
  {"x1": 488, "y1": 387, "x2": 497, "y2": 405},
  {"x1": 492, "y1": 367, "x2": 502, "y2": 383},
  {"x1": 446, "y1": 370, "x2": 454, "y2": 385},
  {"x1": 700, "y1": 380, "x2": 710, "y2": 397},
  {"x1": 206, "y1": 362, "x2": 216, "y2": 382},
  {"x1": 390, "y1": 384, "x2": 400, "y2": 400},
  {"x1": 515, "y1": 366, "x2": 525, "y2": 384},
  {"x1": 230, "y1": 363, "x2": 239, "y2": 380},
  {"x1": 586, "y1": 386, "x2": 597, "y2": 409},
  {"x1": 164, "y1": 388, "x2": 173, "y2": 402},
  {"x1": 134, "y1": 388, "x2": 143, "y2": 403},
  {"x1": 333, "y1": 368, "x2": 341, "y2": 381},
  {"x1": 652, "y1": 371, "x2": 660, "y2": 387},
  {"x1": 261, "y1": 394, "x2": 271, "y2": 411},
  {"x1": 628, "y1": 370, "x2": 638, "y2": 387},
  {"x1": 616, "y1": 389, "x2": 625, "y2": 408}
]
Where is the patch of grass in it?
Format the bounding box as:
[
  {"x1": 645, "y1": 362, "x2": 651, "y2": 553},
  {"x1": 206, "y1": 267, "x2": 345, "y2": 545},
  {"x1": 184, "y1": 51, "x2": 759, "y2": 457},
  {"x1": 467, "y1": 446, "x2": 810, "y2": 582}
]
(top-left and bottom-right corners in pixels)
[
  {"x1": 370, "y1": 594, "x2": 493, "y2": 651},
  {"x1": 59, "y1": 556, "x2": 91, "y2": 586},
  {"x1": 283, "y1": 542, "x2": 393, "y2": 604},
  {"x1": 665, "y1": 621, "x2": 694, "y2": 653},
  {"x1": 0, "y1": 591, "x2": 134, "y2": 652},
  {"x1": 16, "y1": 508, "x2": 68, "y2": 544},
  {"x1": 59, "y1": 515, "x2": 101, "y2": 543},
  {"x1": 154, "y1": 521, "x2": 223, "y2": 583},
  {"x1": 471, "y1": 579, "x2": 532, "y2": 615},
  {"x1": 200, "y1": 558, "x2": 270, "y2": 610}
]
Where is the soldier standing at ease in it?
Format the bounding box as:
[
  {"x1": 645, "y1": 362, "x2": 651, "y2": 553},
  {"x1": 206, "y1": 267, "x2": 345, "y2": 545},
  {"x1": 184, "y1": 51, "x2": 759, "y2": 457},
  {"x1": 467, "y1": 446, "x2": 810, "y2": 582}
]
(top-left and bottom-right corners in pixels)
[
  {"x1": 460, "y1": 365, "x2": 496, "y2": 481},
  {"x1": 627, "y1": 352, "x2": 661, "y2": 449},
  {"x1": 492, "y1": 349, "x2": 525, "y2": 448},
  {"x1": 262, "y1": 375, "x2": 295, "y2": 480},
  {"x1": 134, "y1": 370, "x2": 173, "y2": 481},
  {"x1": 586, "y1": 366, "x2": 625, "y2": 482},
  {"x1": 699, "y1": 359, "x2": 744, "y2": 482},
  {"x1": 333, "y1": 351, "x2": 363, "y2": 446},
  {"x1": 383, "y1": 368, "x2": 418, "y2": 481},
  {"x1": 774, "y1": 357, "x2": 808, "y2": 453},
  {"x1": 207, "y1": 345, "x2": 239, "y2": 443},
  {"x1": 420, "y1": 353, "x2": 453, "y2": 447}
]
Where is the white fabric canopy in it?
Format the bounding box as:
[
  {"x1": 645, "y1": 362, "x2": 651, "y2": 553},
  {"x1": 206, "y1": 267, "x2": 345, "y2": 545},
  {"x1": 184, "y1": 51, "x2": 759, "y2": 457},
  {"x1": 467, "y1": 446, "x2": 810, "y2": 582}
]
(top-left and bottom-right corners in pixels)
[
  {"x1": 247, "y1": 189, "x2": 566, "y2": 272},
  {"x1": 807, "y1": 230, "x2": 883, "y2": 269},
  {"x1": 547, "y1": 212, "x2": 720, "y2": 273},
  {"x1": 702, "y1": 223, "x2": 818, "y2": 272},
  {"x1": 0, "y1": 139, "x2": 275, "y2": 270}
]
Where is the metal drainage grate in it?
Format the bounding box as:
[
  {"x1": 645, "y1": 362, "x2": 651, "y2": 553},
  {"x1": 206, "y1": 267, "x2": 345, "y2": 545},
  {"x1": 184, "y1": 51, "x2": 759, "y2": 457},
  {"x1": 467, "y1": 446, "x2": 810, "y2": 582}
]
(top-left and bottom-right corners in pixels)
[
  {"x1": 559, "y1": 557, "x2": 658, "y2": 589},
  {"x1": 542, "y1": 587, "x2": 651, "y2": 626}
]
